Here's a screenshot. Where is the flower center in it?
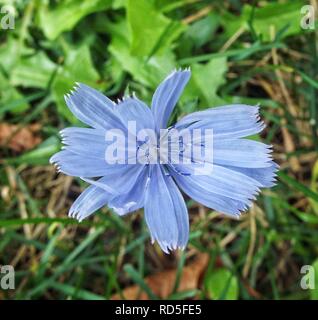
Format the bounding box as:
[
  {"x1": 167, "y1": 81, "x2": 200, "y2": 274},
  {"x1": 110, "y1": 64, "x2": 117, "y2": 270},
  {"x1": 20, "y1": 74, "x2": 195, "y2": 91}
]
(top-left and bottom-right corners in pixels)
[{"x1": 137, "y1": 141, "x2": 159, "y2": 164}]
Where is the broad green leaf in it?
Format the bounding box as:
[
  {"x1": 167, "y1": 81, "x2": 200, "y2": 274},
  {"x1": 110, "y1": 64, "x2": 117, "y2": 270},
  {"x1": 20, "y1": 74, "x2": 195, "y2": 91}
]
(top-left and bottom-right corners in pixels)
[
  {"x1": 127, "y1": 0, "x2": 186, "y2": 56},
  {"x1": 36, "y1": 0, "x2": 112, "y2": 40},
  {"x1": 11, "y1": 52, "x2": 57, "y2": 89},
  {"x1": 221, "y1": 1, "x2": 306, "y2": 41},
  {"x1": 206, "y1": 268, "x2": 238, "y2": 300},
  {"x1": 0, "y1": 37, "x2": 34, "y2": 73},
  {"x1": 245, "y1": 1, "x2": 305, "y2": 40},
  {"x1": 180, "y1": 57, "x2": 227, "y2": 108},
  {"x1": 180, "y1": 13, "x2": 220, "y2": 55},
  {"x1": 108, "y1": 19, "x2": 177, "y2": 89},
  {"x1": 220, "y1": 10, "x2": 243, "y2": 40},
  {"x1": 52, "y1": 45, "x2": 102, "y2": 122},
  {"x1": 0, "y1": 71, "x2": 29, "y2": 113},
  {"x1": 112, "y1": 0, "x2": 126, "y2": 9}
]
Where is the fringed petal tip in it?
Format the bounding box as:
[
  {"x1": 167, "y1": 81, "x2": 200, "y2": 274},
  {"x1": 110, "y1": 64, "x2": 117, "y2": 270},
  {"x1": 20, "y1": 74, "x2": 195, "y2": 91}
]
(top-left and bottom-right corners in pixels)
[
  {"x1": 144, "y1": 166, "x2": 189, "y2": 254},
  {"x1": 165, "y1": 67, "x2": 191, "y2": 80},
  {"x1": 49, "y1": 152, "x2": 69, "y2": 175},
  {"x1": 64, "y1": 84, "x2": 85, "y2": 105},
  {"x1": 115, "y1": 92, "x2": 140, "y2": 104},
  {"x1": 152, "y1": 68, "x2": 191, "y2": 130},
  {"x1": 68, "y1": 192, "x2": 87, "y2": 222},
  {"x1": 68, "y1": 205, "x2": 83, "y2": 222},
  {"x1": 65, "y1": 83, "x2": 146, "y2": 108},
  {"x1": 68, "y1": 185, "x2": 111, "y2": 222},
  {"x1": 151, "y1": 237, "x2": 187, "y2": 254},
  {"x1": 217, "y1": 162, "x2": 279, "y2": 218},
  {"x1": 63, "y1": 82, "x2": 122, "y2": 131},
  {"x1": 217, "y1": 198, "x2": 255, "y2": 220},
  {"x1": 49, "y1": 153, "x2": 61, "y2": 171},
  {"x1": 68, "y1": 207, "x2": 88, "y2": 223}
]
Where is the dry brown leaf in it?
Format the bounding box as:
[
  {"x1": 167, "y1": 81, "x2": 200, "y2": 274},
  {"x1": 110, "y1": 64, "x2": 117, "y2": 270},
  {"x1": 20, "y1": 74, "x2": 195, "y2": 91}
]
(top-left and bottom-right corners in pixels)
[
  {"x1": 0, "y1": 123, "x2": 41, "y2": 152},
  {"x1": 112, "y1": 253, "x2": 209, "y2": 300}
]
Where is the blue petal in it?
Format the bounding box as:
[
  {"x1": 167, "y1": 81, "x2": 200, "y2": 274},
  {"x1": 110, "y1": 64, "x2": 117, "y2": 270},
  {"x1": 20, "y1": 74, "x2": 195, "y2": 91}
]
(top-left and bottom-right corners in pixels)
[
  {"x1": 68, "y1": 164, "x2": 148, "y2": 221},
  {"x1": 176, "y1": 105, "x2": 265, "y2": 139},
  {"x1": 171, "y1": 170, "x2": 251, "y2": 217},
  {"x1": 82, "y1": 164, "x2": 146, "y2": 196},
  {"x1": 75, "y1": 83, "x2": 115, "y2": 110},
  {"x1": 108, "y1": 166, "x2": 150, "y2": 215},
  {"x1": 144, "y1": 165, "x2": 189, "y2": 253},
  {"x1": 151, "y1": 69, "x2": 191, "y2": 131},
  {"x1": 59, "y1": 125, "x2": 137, "y2": 165},
  {"x1": 224, "y1": 161, "x2": 279, "y2": 188},
  {"x1": 60, "y1": 127, "x2": 106, "y2": 159},
  {"x1": 65, "y1": 83, "x2": 125, "y2": 131},
  {"x1": 69, "y1": 185, "x2": 111, "y2": 222},
  {"x1": 116, "y1": 97, "x2": 155, "y2": 132},
  {"x1": 171, "y1": 164, "x2": 261, "y2": 203},
  {"x1": 213, "y1": 139, "x2": 273, "y2": 168},
  {"x1": 50, "y1": 150, "x2": 114, "y2": 177}
]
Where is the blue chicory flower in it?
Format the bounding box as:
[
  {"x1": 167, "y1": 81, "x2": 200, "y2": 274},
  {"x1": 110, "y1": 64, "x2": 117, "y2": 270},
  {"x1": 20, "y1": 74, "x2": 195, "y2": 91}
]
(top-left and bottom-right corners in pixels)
[{"x1": 50, "y1": 68, "x2": 278, "y2": 253}]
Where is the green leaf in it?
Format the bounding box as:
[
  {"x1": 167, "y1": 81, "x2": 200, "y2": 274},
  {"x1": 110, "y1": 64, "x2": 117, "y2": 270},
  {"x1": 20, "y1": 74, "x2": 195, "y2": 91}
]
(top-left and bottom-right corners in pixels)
[
  {"x1": 221, "y1": 1, "x2": 305, "y2": 41},
  {"x1": 36, "y1": 0, "x2": 112, "y2": 40},
  {"x1": 10, "y1": 43, "x2": 103, "y2": 122},
  {"x1": 0, "y1": 71, "x2": 29, "y2": 113},
  {"x1": 0, "y1": 37, "x2": 34, "y2": 73},
  {"x1": 246, "y1": 1, "x2": 305, "y2": 40},
  {"x1": 127, "y1": 0, "x2": 185, "y2": 56},
  {"x1": 11, "y1": 52, "x2": 57, "y2": 89},
  {"x1": 107, "y1": 19, "x2": 177, "y2": 89},
  {"x1": 112, "y1": 0, "x2": 127, "y2": 9},
  {"x1": 181, "y1": 13, "x2": 220, "y2": 54},
  {"x1": 180, "y1": 57, "x2": 227, "y2": 108},
  {"x1": 206, "y1": 268, "x2": 239, "y2": 300}
]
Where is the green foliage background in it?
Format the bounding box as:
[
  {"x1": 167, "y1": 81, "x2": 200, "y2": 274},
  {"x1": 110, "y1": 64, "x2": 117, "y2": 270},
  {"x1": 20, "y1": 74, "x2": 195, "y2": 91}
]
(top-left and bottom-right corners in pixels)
[{"x1": 0, "y1": 0, "x2": 318, "y2": 300}]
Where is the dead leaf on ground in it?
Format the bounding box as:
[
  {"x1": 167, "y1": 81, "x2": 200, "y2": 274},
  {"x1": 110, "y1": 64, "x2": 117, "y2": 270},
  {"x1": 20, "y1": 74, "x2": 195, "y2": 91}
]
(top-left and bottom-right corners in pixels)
[
  {"x1": 0, "y1": 123, "x2": 41, "y2": 152},
  {"x1": 111, "y1": 253, "x2": 209, "y2": 300}
]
